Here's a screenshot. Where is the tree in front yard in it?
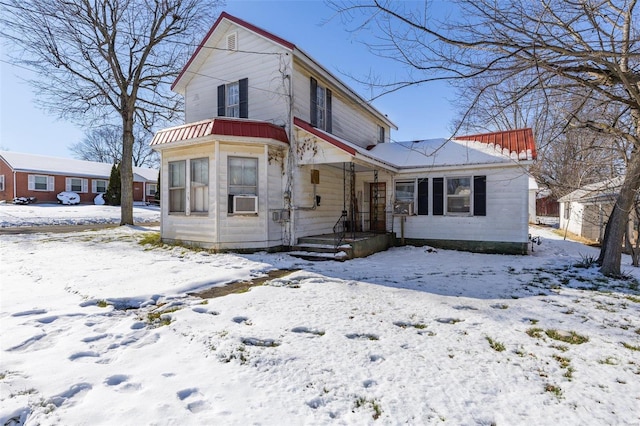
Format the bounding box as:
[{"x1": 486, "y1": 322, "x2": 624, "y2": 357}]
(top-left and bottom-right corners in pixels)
[
  {"x1": 0, "y1": 0, "x2": 222, "y2": 225},
  {"x1": 104, "y1": 163, "x2": 121, "y2": 206}
]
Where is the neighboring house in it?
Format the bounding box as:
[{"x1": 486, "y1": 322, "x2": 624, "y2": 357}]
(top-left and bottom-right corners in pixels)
[
  {"x1": 0, "y1": 151, "x2": 158, "y2": 204},
  {"x1": 151, "y1": 12, "x2": 535, "y2": 255},
  {"x1": 558, "y1": 177, "x2": 623, "y2": 242}
]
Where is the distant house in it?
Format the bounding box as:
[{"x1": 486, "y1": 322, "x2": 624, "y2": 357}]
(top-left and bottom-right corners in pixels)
[
  {"x1": 558, "y1": 177, "x2": 623, "y2": 242},
  {"x1": 0, "y1": 151, "x2": 158, "y2": 204},
  {"x1": 150, "y1": 12, "x2": 536, "y2": 256}
]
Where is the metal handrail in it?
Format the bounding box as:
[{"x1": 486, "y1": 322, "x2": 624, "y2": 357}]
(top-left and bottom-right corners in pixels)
[{"x1": 333, "y1": 210, "x2": 348, "y2": 250}]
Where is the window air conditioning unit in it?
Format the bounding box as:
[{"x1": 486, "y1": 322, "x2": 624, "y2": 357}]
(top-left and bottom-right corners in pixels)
[
  {"x1": 233, "y1": 195, "x2": 258, "y2": 214},
  {"x1": 393, "y1": 201, "x2": 414, "y2": 216}
]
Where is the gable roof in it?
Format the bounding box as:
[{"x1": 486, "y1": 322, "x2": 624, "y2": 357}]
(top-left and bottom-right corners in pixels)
[
  {"x1": 150, "y1": 118, "x2": 289, "y2": 147},
  {"x1": 557, "y1": 177, "x2": 624, "y2": 204},
  {"x1": 294, "y1": 118, "x2": 532, "y2": 170},
  {"x1": 172, "y1": 12, "x2": 396, "y2": 129},
  {"x1": 456, "y1": 128, "x2": 537, "y2": 160},
  {"x1": 0, "y1": 151, "x2": 158, "y2": 182}
]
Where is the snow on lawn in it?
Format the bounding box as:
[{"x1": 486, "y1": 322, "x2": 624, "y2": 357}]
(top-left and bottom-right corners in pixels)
[
  {"x1": 0, "y1": 203, "x2": 160, "y2": 228},
  {"x1": 1, "y1": 224, "x2": 639, "y2": 425}
]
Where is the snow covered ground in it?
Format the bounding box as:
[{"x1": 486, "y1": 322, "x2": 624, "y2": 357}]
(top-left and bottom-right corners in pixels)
[
  {"x1": 1, "y1": 206, "x2": 639, "y2": 425},
  {"x1": 0, "y1": 202, "x2": 160, "y2": 228}
]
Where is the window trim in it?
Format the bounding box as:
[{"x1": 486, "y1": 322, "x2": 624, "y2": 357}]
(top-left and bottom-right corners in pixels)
[
  {"x1": 432, "y1": 175, "x2": 486, "y2": 217},
  {"x1": 92, "y1": 179, "x2": 108, "y2": 194},
  {"x1": 217, "y1": 78, "x2": 248, "y2": 118},
  {"x1": 146, "y1": 183, "x2": 158, "y2": 197},
  {"x1": 66, "y1": 177, "x2": 88, "y2": 193},
  {"x1": 446, "y1": 176, "x2": 472, "y2": 215},
  {"x1": 228, "y1": 156, "x2": 258, "y2": 215},
  {"x1": 310, "y1": 76, "x2": 332, "y2": 132},
  {"x1": 28, "y1": 174, "x2": 54, "y2": 192}
]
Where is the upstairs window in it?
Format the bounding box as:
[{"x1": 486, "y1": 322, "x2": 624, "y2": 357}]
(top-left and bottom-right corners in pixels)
[
  {"x1": 378, "y1": 125, "x2": 385, "y2": 144},
  {"x1": 310, "y1": 77, "x2": 332, "y2": 132},
  {"x1": 218, "y1": 78, "x2": 248, "y2": 118}
]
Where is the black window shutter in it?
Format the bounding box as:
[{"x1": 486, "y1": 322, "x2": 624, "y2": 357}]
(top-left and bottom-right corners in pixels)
[
  {"x1": 474, "y1": 175, "x2": 487, "y2": 216},
  {"x1": 326, "y1": 88, "x2": 332, "y2": 133},
  {"x1": 239, "y1": 78, "x2": 249, "y2": 118},
  {"x1": 433, "y1": 177, "x2": 444, "y2": 215},
  {"x1": 310, "y1": 77, "x2": 318, "y2": 127},
  {"x1": 217, "y1": 84, "x2": 225, "y2": 117},
  {"x1": 417, "y1": 179, "x2": 428, "y2": 215}
]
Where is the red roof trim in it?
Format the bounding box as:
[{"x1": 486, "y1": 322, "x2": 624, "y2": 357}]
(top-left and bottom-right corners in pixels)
[
  {"x1": 172, "y1": 12, "x2": 296, "y2": 90},
  {"x1": 294, "y1": 117, "x2": 357, "y2": 155},
  {"x1": 151, "y1": 118, "x2": 289, "y2": 146},
  {"x1": 456, "y1": 128, "x2": 537, "y2": 160}
]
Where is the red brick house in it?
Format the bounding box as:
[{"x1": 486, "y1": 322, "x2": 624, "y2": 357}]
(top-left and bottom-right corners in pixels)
[{"x1": 0, "y1": 151, "x2": 158, "y2": 204}]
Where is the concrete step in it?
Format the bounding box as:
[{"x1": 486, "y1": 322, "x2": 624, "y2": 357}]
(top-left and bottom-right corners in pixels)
[
  {"x1": 291, "y1": 243, "x2": 340, "y2": 254},
  {"x1": 288, "y1": 249, "x2": 350, "y2": 262}
]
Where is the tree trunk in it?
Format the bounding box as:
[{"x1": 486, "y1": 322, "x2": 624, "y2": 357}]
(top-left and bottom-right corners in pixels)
[
  {"x1": 120, "y1": 110, "x2": 135, "y2": 225},
  {"x1": 599, "y1": 149, "x2": 640, "y2": 275}
]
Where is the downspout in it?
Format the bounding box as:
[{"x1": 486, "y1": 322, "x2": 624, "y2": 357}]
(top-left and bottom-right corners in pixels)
[{"x1": 13, "y1": 170, "x2": 17, "y2": 199}]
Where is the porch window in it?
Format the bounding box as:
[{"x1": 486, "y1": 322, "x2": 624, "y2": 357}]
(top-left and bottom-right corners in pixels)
[
  {"x1": 190, "y1": 158, "x2": 209, "y2": 213},
  {"x1": 28, "y1": 174, "x2": 54, "y2": 191},
  {"x1": 169, "y1": 160, "x2": 186, "y2": 213},
  {"x1": 218, "y1": 78, "x2": 248, "y2": 118},
  {"x1": 92, "y1": 179, "x2": 108, "y2": 194},
  {"x1": 228, "y1": 157, "x2": 257, "y2": 195},
  {"x1": 310, "y1": 77, "x2": 332, "y2": 132},
  {"x1": 66, "y1": 177, "x2": 88, "y2": 193}
]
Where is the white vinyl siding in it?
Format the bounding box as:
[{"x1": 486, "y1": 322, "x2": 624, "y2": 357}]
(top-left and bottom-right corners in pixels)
[
  {"x1": 92, "y1": 179, "x2": 108, "y2": 194},
  {"x1": 184, "y1": 25, "x2": 289, "y2": 125},
  {"x1": 28, "y1": 175, "x2": 54, "y2": 191},
  {"x1": 66, "y1": 177, "x2": 88, "y2": 193}
]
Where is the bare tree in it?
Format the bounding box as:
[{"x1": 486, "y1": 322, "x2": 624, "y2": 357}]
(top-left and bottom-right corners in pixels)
[
  {"x1": 332, "y1": 0, "x2": 640, "y2": 275},
  {"x1": 70, "y1": 125, "x2": 159, "y2": 168},
  {"x1": 0, "y1": 0, "x2": 221, "y2": 225}
]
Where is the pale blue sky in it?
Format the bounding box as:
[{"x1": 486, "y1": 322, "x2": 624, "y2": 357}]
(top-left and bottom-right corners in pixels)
[{"x1": 0, "y1": 0, "x2": 456, "y2": 159}]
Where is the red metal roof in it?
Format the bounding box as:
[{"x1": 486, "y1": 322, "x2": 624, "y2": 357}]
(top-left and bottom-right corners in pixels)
[
  {"x1": 150, "y1": 118, "x2": 289, "y2": 146},
  {"x1": 456, "y1": 128, "x2": 537, "y2": 160},
  {"x1": 293, "y1": 117, "x2": 356, "y2": 155},
  {"x1": 172, "y1": 12, "x2": 296, "y2": 91}
]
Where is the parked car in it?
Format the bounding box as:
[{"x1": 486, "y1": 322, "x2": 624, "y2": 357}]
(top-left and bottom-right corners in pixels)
[
  {"x1": 57, "y1": 191, "x2": 80, "y2": 205},
  {"x1": 13, "y1": 196, "x2": 37, "y2": 205}
]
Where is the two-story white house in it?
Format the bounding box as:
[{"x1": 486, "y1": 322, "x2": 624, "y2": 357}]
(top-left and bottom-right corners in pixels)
[{"x1": 151, "y1": 12, "x2": 535, "y2": 256}]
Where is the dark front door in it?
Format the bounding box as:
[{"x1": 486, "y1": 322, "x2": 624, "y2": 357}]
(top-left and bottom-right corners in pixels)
[{"x1": 369, "y1": 182, "x2": 386, "y2": 232}]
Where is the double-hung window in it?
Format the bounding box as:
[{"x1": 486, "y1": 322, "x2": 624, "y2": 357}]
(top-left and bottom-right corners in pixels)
[
  {"x1": 190, "y1": 158, "x2": 209, "y2": 213},
  {"x1": 146, "y1": 183, "x2": 158, "y2": 197},
  {"x1": 92, "y1": 179, "x2": 108, "y2": 194},
  {"x1": 28, "y1": 175, "x2": 54, "y2": 191},
  {"x1": 169, "y1": 161, "x2": 186, "y2": 213},
  {"x1": 66, "y1": 177, "x2": 88, "y2": 193},
  {"x1": 395, "y1": 181, "x2": 415, "y2": 203},
  {"x1": 228, "y1": 157, "x2": 257, "y2": 196},
  {"x1": 217, "y1": 78, "x2": 248, "y2": 118},
  {"x1": 168, "y1": 159, "x2": 209, "y2": 214},
  {"x1": 432, "y1": 176, "x2": 486, "y2": 216},
  {"x1": 0, "y1": 175, "x2": 4, "y2": 191},
  {"x1": 310, "y1": 77, "x2": 332, "y2": 132}
]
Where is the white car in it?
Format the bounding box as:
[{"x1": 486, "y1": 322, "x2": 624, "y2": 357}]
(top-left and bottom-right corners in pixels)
[{"x1": 57, "y1": 191, "x2": 80, "y2": 205}]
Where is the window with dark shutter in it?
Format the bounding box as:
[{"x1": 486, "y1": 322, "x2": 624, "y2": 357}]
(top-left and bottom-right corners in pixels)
[
  {"x1": 310, "y1": 77, "x2": 318, "y2": 127},
  {"x1": 473, "y1": 175, "x2": 486, "y2": 216},
  {"x1": 325, "y1": 88, "x2": 332, "y2": 133},
  {"x1": 417, "y1": 179, "x2": 429, "y2": 215},
  {"x1": 433, "y1": 178, "x2": 444, "y2": 215},
  {"x1": 217, "y1": 85, "x2": 225, "y2": 117},
  {"x1": 239, "y1": 78, "x2": 248, "y2": 118}
]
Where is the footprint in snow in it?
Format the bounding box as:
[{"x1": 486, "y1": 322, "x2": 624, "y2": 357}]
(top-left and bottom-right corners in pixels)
[
  {"x1": 36, "y1": 316, "x2": 58, "y2": 324},
  {"x1": 241, "y1": 337, "x2": 280, "y2": 347},
  {"x1": 48, "y1": 382, "x2": 92, "y2": 408},
  {"x1": 345, "y1": 333, "x2": 379, "y2": 341},
  {"x1": 363, "y1": 379, "x2": 377, "y2": 388},
  {"x1": 186, "y1": 400, "x2": 211, "y2": 413},
  {"x1": 291, "y1": 326, "x2": 325, "y2": 337},
  {"x1": 232, "y1": 316, "x2": 252, "y2": 325},
  {"x1": 453, "y1": 305, "x2": 479, "y2": 311},
  {"x1": 69, "y1": 351, "x2": 101, "y2": 361},
  {"x1": 105, "y1": 375, "x2": 129, "y2": 386},
  {"x1": 6, "y1": 333, "x2": 47, "y2": 352},
  {"x1": 177, "y1": 387, "x2": 200, "y2": 400},
  {"x1": 369, "y1": 354, "x2": 384, "y2": 362},
  {"x1": 436, "y1": 318, "x2": 465, "y2": 324},
  {"x1": 192, "y1": 307, "x2": 219, "y2": 315},
  {"x1": 11, "y1": 309, "x2": 47, "y2": 317},
  {"x1": 82, "y1": 333, "x2": 109, "y2": 343}
]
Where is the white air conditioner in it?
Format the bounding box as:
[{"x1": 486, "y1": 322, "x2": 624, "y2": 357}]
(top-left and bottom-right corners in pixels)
[
  {"x1": 393, "y1": 201, "x2": 414, "y2": 216},
  {"x1": 233, "y1": 195, "x2": 258, "y2": 214}
]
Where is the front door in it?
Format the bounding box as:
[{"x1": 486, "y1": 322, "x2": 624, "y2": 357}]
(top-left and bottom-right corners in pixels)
[{"x1": 369, "y1": 182, "x2": 386, "y2": 232}]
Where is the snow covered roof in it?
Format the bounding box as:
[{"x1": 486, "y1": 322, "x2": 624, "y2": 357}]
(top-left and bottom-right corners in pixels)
[
  {"x1": 0, "y1": 151, "x2": 158, "y2": 182},
  {"x1": 557, "y1": 177, "x2": 624, "y2": 204}
]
